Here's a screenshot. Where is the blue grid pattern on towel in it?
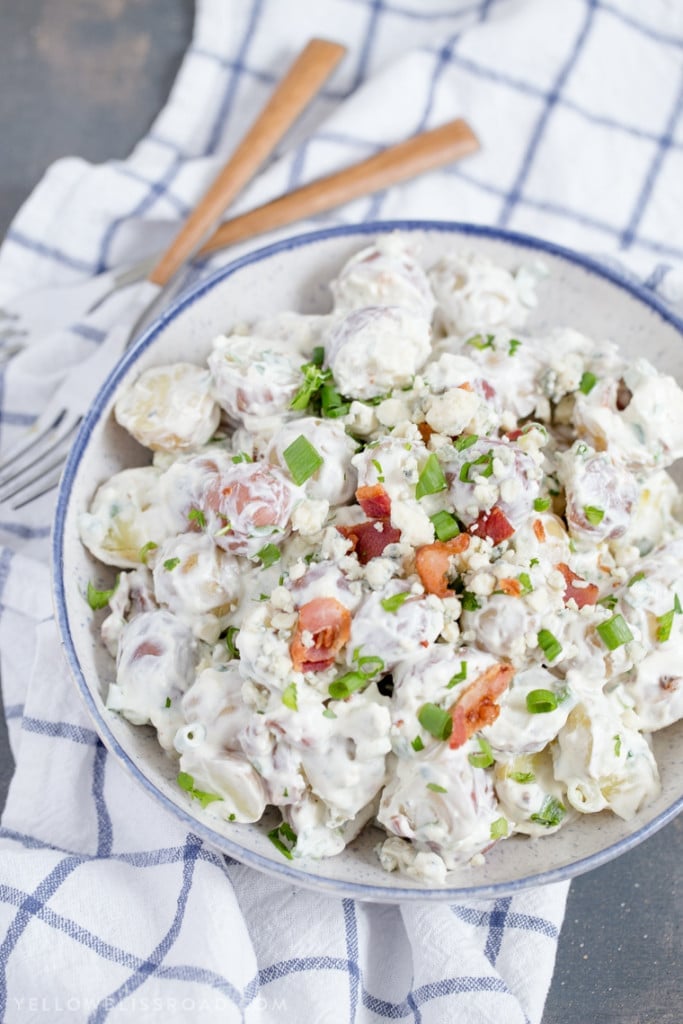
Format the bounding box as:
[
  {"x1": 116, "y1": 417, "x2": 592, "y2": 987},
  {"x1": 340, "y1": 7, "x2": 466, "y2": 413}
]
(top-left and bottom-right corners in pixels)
[{"x1": 0, "y1": 1, "x2": 680, "y2": 1019}]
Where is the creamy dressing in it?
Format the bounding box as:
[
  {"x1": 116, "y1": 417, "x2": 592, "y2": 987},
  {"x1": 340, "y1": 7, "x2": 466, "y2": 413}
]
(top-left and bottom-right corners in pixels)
[{"x1": 79, "y1": 235, "x2": 683, "y2": 883}]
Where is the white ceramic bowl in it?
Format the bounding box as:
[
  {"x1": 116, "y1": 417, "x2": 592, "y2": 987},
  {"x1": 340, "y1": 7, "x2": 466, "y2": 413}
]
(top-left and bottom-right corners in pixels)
[{"x1": 53, "y1": 221, "x2": 683, "y2": 901}]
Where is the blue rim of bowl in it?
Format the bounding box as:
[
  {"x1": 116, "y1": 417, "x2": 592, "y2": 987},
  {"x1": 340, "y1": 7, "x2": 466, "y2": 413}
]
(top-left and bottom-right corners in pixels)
[{"x1": 53, "y1": 219, "x2": 683, "y2": 901}]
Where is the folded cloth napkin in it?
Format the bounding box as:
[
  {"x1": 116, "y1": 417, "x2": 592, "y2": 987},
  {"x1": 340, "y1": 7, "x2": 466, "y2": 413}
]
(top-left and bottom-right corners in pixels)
[{"x1": 1, "y1": 1, "x2": 682, "y2": 1021}]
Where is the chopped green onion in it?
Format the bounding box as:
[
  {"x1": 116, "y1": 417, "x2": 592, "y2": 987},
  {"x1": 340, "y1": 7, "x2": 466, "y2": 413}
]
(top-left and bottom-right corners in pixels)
[
  {"x1": 139, "y1": 541, "x2": 158, "y2": 564},
  {"x1": 256, "y1": 543, "x2": 281, "y2": 568},
  {"x1": 86, "y1": 579, "x2": 117, "y2": 610},
  {"x1": 311, "y1": 346, "x2": 325, "y2": 367},
  {"x1": 537, "y1": 629, "x2": 562, "y2": 662},
  {"x1": 533, "y1": 497, "x2": 551, "y2": 512},
  {"x1": 224, "y1": 626, "x2": 240, "y2": 660},
  {"x1": 579, "y1": 371, "x2": 598, "y2": 395},
  {"x1": 468, "y1": 736, "x2": 494, "y2": 769},
  {"x1": 466, "y1": 332, "x2": 495, "y2": 350},
  {"x1": 164, "y1": 697, "x2": 172, "y2": 709},
  {"x1": 453, "y1": 433, "x2": 478, "y2": 452},
  {"x1": 411, "y1": 736, "x2": 425, "y2": 752},
  {"x1": 290, "y1": 359, "x2": 332, "y2": 411},
  {"x1": 584, "y1": 505, "x2": 605, "y2": 526},
  {"x1": 459, "y1": 450, "x2": 494, "y2": 483},
  {"x1": 283, "y1": 435, "x2": 324, "y2": 485},
  {"x1": 509, "y1": 771, "x2": 535, "y2": 784},
  {"x1": 530, "y1": 557, "x2": 539, "y2": 567},
  {"x1": 430, "y1": 510, "x2": 461, "y2": 541},
  {"x1": 490, "y1": 817, "x2": 509, "y2": 839},
  {"x1": 530, "y1": 796, "x2": 566, "y2": 829},
  {"x1": 176, "y1": 772, "x2": 223, "y2": 810},
  {"x1": 267, "y1": 821, "x2": 297, "y2": 860},
  {"x1": 281, "y1": 683, "x2": 298, "y2": 711},
  {"x1": 381, "y1": 592, "x2": 410, "y2": 614},
  {"x1": 598, "y1": 594, "x2": 618, "y2": 610},
  {"x1": 613, "y1": 734, "x2": 622, "y2": 757},
  {"x1": 676, "y1": 593, "x2": 683, "y2": 614},
  {"x1": 461, "y1": 591, "x2": 481, "y2": 612},
  {"x1": 597, "y1": 613, "x2": 633, "y2": 650},
  {"x1": 526, "y1": 689, "x2": 559, "y2": 714},
  {"x1": 518, "y1": 572, "x2": 533, "y2": 594},
  {"x1": 371, "y1": 459, "x2": 385, "y2": 483},
  {"x1": 427, "y1": 782, "x2": 448, "y2": 793},
  {"x1": 188, "y1": 507, "x2": 206, "y2": 529},
  {"x1": 417, "y1": 702, "x2": 453, "y2": 742},
  {"x1": 656, "y1": 609, "x2": 675, "y2": 643},
  {"x1": 320, "y1": 382, "x2": 351, "y2": 419},
  {"x1": 231, "y1": 451, "x2": 253, "y2": 464},
  {"x1": 322, "y1": 708, "x2": 337, "y2": 719},
  {"x1": 447, "y1": 661, "x2": 468, "y2": 688},
  {"x1": 508, "y1": 338, "x2": 522, "y2": 356},
  {"x1": 355, "y1": 652, "x2": 384, "y2": 676},
  {"x1": 215, "y1": 521, "x2": 232, "y2": 537},
  {"x1": 415, "y1": 453, "x2": 447, "y2": 499},
  {"x1": 627, "y1": 571, "x2": 645, "y2": 587},
  {"x1": 328, "y1": 672, "x2": 366, "y2": 700},
  {"x1": 163, "y1": 557, "x2": 181, "y2": 572}
]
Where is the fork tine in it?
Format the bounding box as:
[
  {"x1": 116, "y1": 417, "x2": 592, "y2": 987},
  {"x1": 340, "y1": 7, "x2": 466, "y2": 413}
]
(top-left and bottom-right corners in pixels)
[
  {"x1": 0, "y1": 409, "x2": 70, "y2": 477},
  {"x1": 9, "y1": 470, "x2": 63, "y2": 510},
  {"x1": 0, "y1": 417, "x2": 80, "y2": 495}
]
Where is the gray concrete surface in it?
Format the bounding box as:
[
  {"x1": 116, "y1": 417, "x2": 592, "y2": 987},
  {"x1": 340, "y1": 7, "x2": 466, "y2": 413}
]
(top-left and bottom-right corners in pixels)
[{"x1": 0, "y1": 4, "x2": 680, "y2": 1022}]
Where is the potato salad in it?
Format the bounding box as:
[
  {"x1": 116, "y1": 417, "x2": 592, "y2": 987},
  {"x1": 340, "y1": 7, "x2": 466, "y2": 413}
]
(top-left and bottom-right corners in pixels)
[{"x1": 80, "y1": 235, "x2": 683, "y2": 883}]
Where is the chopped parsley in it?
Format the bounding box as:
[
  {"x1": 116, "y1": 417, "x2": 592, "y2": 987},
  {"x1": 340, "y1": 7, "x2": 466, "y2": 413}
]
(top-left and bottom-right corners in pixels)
[
  {"x1": 188, "y1": 507, "x2": 206, "y2": 529},
  {"x1": 177, "y1": 771, "x2": 223, "y2": 809},
  {"x1": 508, "y1": 338, "x2": 522, "y2": 356},
  {"x1": 267, "y1": 821, "x2": 298, "y2": 860},
  {"x1": 530, "y1": 796, "x2": 566, "y2": 829},
  {"x1": 163, "y1": 557, "x2": 181, "y2": 572},
  {"x1": 256, "y1": 543, "x2": 281, "y2": 568}
]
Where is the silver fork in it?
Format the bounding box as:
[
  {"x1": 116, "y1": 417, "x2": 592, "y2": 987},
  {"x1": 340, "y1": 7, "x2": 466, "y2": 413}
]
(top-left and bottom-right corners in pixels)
[
  {"x1": 0, "y1": 256, "x2": 155, "y2": 361},
  {"x1": 0, "y1": 38, "x2": 348, "y2": 510},
  {"x1": 0, "y1": 318, "x2": 147, "y2": 508}
]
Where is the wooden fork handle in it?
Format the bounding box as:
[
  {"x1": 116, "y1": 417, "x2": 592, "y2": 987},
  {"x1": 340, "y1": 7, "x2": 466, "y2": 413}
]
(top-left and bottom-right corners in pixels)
[
  {"x1": 147, "y1": 38, "x2": 346, "y2": 287},
  {"x1": 199, "y1": 119, "x2": 480, "y2": 256}
]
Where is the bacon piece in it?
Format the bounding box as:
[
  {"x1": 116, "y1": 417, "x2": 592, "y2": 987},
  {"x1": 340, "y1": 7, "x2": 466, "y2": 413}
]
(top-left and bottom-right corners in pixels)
[
  {"x1": 533, "y1": 518, "x2": 546, "y2": 543},
  {"x1": 417, "y1": 421, "x2": 435, "y2": 444},
  {"x1": 449, "y1": 663, "x2": 514, "y2": 749},
  {"x1": 356, "y1": 484, "x2": 392, "y2": 519},
  {"x1": 498, "y1": 577, "x2": 521, "y2": 597},
  {"x1": 481, "y1": 380, "x2": 496, "y2": 401},
  {"x1": 337, "y1": 520, "x2": 402, "y2": 564},
  {"x1": 506, "y1": 428, "x2": 523, "y2": 442},
  {"x1": 556, "y1": 562, "x2": 599, "y2": 608},
  {"x1": 415, "y1": 534, "x2": 470, "y2": 597},
  {"x1": 469, "y1": 506, "x2": 515, "y2": 544},
  {"x1": 290, "y1": 597, "x2": 351, "y2": 672}
]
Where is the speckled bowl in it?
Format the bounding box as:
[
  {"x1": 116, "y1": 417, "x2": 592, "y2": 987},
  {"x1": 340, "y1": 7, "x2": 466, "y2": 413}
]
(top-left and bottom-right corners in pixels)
[{"x1": 53, "y1": 221, "x2": 683, "y2": 902}]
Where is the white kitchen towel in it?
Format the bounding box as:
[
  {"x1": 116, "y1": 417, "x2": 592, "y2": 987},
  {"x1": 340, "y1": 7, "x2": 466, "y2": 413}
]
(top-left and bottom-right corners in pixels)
[{"x1": 1, "y1": 0, "x2": 682, "y2": 1021}]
